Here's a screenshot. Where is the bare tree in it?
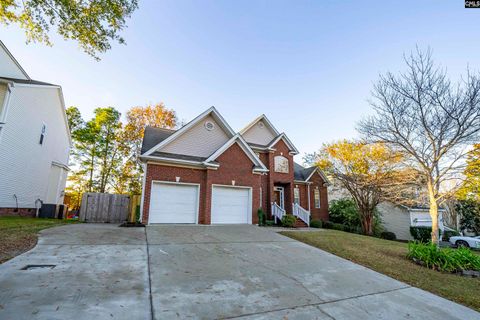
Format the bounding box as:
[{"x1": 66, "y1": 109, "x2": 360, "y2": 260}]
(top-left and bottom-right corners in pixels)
[{"x1": 358, "y1": 48, "x2": 480, "y2": 243}]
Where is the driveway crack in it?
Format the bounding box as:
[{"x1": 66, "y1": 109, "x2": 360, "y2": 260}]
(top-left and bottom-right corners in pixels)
[{"x1": 145, "y1": 228, "x2": 154, "y2": 320}]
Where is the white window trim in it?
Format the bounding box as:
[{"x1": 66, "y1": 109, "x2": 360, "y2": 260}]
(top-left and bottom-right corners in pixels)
[
  {"x1": 0, "y1": 83, "x2": 13, "y2": 124},
  {"x1": 294, "y1": 186, "x2": 300, "y2": 204},
  {"x1": 314, "y1": 189, "x2": 321, "y2": 209}
]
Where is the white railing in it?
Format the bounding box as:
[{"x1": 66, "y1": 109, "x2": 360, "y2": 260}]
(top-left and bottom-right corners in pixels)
[
  {"x1": 271, "y1": 202, "x2": 286, "y2": 223},
  {"x1": 292, "y1": 203, "x2": 310, "y2": 227}
]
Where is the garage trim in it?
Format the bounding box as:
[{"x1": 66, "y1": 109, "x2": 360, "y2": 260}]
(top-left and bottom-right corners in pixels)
[
  {"x1": 148, "y1": 180, "x2": 201, "y2": 225},
  {"x1": 211, "y1": 184, "x2": 253, "y2": 224}
]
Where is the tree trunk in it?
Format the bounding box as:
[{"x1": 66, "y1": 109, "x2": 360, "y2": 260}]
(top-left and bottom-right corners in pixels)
[
  {"x1": 360, "y1": 210, "x2": 374, "y2": 236},
  {"x1": 427, "y1": 181, "x2": 439, "y2": 245}
]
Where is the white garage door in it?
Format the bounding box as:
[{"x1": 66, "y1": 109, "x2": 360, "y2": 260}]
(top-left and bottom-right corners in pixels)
[
  {"x1": 211, "y1": 186, "x2": 250, "y2": 224},
  {"x1": 149, "y1": 183, "x2": 198, "y2": 224}
]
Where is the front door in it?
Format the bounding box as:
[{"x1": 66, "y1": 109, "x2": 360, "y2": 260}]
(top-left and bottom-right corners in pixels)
[{"x1": 273, "y1": 186, "x2": 284, "y2": 209}]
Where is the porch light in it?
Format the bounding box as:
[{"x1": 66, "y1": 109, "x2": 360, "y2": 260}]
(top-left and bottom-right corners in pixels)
[
  {"x1": 176, "y1": 177, "x2": 180, "y2": 182},
  {"x1": 232, "y1": 180, "x2": 235, "y2": 186}
]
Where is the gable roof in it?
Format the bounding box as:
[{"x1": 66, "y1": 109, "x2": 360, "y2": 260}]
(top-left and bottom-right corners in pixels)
[
  {"x1": 240, "y1": 114, "x2": 280, "y2": 136},
  {"x1": 0, "y1": 41, "x2": 30, "y2": 80},
  {"x1": 294, "y1": 162, "x2": 330, "y2": 185},
  {"x1": 204, "y1": 134, "x2": 268, "y2": 172},
  {"x1": 142, "y1": 106, "x2": 235, "y2": 156},
  {"x1": 141, "y1": 126, "x2": 176, "y2": 154},
  {"x1": 267, "y1": 133, "x2": 299, "y2": 154}
]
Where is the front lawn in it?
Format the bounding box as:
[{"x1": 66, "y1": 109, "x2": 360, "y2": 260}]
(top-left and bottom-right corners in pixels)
[
  {"x1": 280, "y1": 229, "x2": 480, "y2": 312},
  {"x1": 0, "y1": 216, "x2": 76, "y2": 263}
]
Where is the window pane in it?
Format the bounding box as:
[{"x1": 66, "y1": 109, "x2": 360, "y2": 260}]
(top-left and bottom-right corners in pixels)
[
  {"x1": 294, "y1": 187, "x2": 300, "y2": 204},
  {"x1": 314, "y1": 189, "x2": 320, "y2": 208}
]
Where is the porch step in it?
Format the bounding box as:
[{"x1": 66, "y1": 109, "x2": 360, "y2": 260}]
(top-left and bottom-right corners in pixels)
[{"x1": 294, "y1": 218, "x2": 308, "y2": 228}]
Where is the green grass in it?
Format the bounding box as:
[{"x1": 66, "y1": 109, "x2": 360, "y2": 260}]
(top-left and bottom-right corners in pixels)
[
  {"x1": 0, "y1": 216, "x2": 77, "y2": 263},
  {"x1": 280, "y1": 229, "x2": 480, "y2": 312}
]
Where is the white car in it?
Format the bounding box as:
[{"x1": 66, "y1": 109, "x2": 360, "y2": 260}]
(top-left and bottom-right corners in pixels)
[{"x1": 449, "y1": 235, "x2": 480, "y2": 249}]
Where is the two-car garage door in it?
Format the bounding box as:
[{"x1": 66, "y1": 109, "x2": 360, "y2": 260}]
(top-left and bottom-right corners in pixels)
[{"x1": 148, "y1": 182, "x2": 250, "y2": 224}]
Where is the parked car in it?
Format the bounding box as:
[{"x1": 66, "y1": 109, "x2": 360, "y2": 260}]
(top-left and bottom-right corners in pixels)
[{"x1": 449, "y1": 235, "x2": 480, "y2": 249}]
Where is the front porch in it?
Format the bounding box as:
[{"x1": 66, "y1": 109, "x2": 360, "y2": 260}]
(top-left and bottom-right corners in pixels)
[{"x1": 271, "y1": 182, "x2": 310, "y2": 227}]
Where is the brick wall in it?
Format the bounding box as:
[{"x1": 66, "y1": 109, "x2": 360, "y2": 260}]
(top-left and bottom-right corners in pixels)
[
  {"x1": 142, "y1": 142, "x2": 262, "y2": 224},
  {"x1": 0, "y1": 207, "x2": 36, "y2": 217}
]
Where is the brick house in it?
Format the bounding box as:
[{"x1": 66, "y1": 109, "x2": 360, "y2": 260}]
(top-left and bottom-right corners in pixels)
[{"x1": 139, "y1": 107, "x2": 329, "y2": 226}]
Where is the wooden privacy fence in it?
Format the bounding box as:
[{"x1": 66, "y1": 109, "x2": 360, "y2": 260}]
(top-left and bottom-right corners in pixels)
[{"x1": 79, "y1": 193, "x2": 131, "y2": 223}]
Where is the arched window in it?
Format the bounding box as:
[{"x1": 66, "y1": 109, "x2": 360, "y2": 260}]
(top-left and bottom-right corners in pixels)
[{"x1": 274, "y1": 155, "x2": 289, "y2": 173}]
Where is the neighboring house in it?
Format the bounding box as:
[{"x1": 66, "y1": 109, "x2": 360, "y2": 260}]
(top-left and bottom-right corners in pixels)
[
  {"x1": 0, "y1": 41, "x2": 70, "y2": 216},
  {"x1": 139, "y1": 107, "x2": 329, "y2": 225},
  {"x1": 379, "y1": 203, "x2": 447, "y2": 240},
  {"x1": 329, "y1": 181, "x2": 449, "y2": 240}
]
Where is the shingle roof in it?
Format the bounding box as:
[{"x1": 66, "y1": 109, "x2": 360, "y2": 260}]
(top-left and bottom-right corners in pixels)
[
  {"x1": 0, "y1": 77, "x2": 57, "y2": 87},
  {"x1": 294, "y1": 162, "x2": 317, "y2": 181},
  {"x1": 141, "y1": 126, "x2": 176, "y2": 154}
]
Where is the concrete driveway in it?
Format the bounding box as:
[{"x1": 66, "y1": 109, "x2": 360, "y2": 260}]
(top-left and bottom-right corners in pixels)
[{"x1": 0, "y1": 224, "x2": 479, "y2": 320}]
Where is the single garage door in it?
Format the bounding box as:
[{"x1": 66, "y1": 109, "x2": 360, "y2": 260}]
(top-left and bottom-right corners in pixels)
[
  {"x1": 149, "y1": 182, "x2": 199, "y2": 224},
  {"x1": 211, "y1": 186, "x2": 250, "y2": 224}
]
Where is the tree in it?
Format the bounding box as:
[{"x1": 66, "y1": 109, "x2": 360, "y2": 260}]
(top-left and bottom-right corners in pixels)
[
  {"x1": 312, "y1": 140, "x2": 413, "y2": 235},
  {"x1": 124, "y1": 103, "x2": 177, "y2": 158},
  {"x1": 119, "y1": 103, "x2": 177, "y2": 193},
  {"x1": 457, "y1": 144, "x2": 480, "y2": 201},
  {"x1": 456, "y1": 199, "x2": 480, "y2": 235},
  {"x1": 0, "y1": 0, "x2": 138, "y2": 59},
  {"x1": 358, "y1": 48, "x2": 480, "y2": 243}
]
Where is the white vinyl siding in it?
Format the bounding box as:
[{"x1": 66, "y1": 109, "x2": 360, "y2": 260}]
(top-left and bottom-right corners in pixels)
[
  {"x1": 378, "y1": 202, "x2": 413, "y2": 240},
  {"x1": 149, "y1": 182, "x2": 199, "y2": 224},
  {"x1": 314, "y1": 189, "x2": 320, "y2": 208},
  {"x1": 0, "y1": 85, "x2": 70, "y2": 208},
  {"x1": 294, "y1": 187, "x2": 300, "y2": 204},
  {"x1": 242, "y1": 120, "x2": 276, "y2": 145},
  {"x1": 0, "y1": 45, "x2": 28, "y2": 79},
  {"x1": 161, "y1": 115, "x2": 229, "y2": 157},
  {"x1": 211, "y1": 186, "x2": 251, "y2": 224}
]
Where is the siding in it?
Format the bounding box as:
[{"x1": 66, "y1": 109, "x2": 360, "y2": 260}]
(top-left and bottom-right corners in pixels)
[
  {"x1": 0, "y1": 45, "x2": 28, "y2": 79},
  {"x1": 161, "y1": 115, "x2": 229, "y2": 157},
  {"x1": 0, "y1": 85, "x2": 70, "y2": 208},
  {"x1": 242, "y1": 120, "x2": 276, "y2": 145},
  {"x1": 378, "y1": 202, "x2": 412, "y2": 240}
]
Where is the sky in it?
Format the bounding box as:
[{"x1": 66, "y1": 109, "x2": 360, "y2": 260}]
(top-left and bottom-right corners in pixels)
[{"x1": 1, "y1": 0, "x2": 479, "y2": 160}]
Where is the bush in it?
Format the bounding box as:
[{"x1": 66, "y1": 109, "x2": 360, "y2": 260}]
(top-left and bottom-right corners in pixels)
[
  {"x1": 281, "y1": 215, "x2": 296, "y2": 228},
  {"x1": 329, "y1": 199, "x2": 360, "y2": 227},
  {"x1": 265, "y1": 220, "x2": 275, "y2": 226},
  {"x1": 442, "y1": 230, "x2": 460, "y2": 241},
  {"x1": 380, "y1": 231, "x2": 397, "y2": 241},
  {"x1": 410, "y1": 227, "x2": 432, "y2": 243},
  {"x1": 322, "y1": 220, "x2": 334, "y2": 229},
  {"x1": 257, "y1": 208, "x2": 265, "y2": 226},
  {"x1": 332, "y1": 223, "x2": 346, "y2": 231},
  {"x1": 407, "y1": 242, "x2": 480, "y2": 272},
  {"x1": 310, "y1": 220, "x2": 322, "y2": 228}
]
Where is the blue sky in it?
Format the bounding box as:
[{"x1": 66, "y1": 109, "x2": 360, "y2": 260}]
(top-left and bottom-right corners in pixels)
[{"x1": 1, "y1": 1, "x2": 479, "y2": 159}]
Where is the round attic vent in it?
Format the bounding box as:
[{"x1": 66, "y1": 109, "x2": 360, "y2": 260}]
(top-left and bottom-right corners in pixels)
[
  {"x1": 258, "y1": 122, "x2": 264, "y2": 129},
  {"x1": 205, "y1": 121, "x2": 215, "y2": 131}
]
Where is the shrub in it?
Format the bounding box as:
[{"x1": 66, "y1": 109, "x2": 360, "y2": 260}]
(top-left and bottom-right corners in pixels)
[
  {"x1": 410, "y1": 227, "x2": 432, "y2": 243},
  {"x1": 442, "y1": 230, "x2": 460, "y2": 241},
  {"x1": 257, "y1": 208, "x2": 265, "y2": 226},
  {"x1": 380, "y1": 231, "x2": 397, "y2": 241},
  {"x1": 332, "y1": 223, "x2": 346, "y2": 231},
  {"x1": 265, "y1": 220, "x2": 275, "y2": 226},
  {"x1": 281, "y1": 215, "x2": 296, "y2": 228},
  {"x1": 407, "y1": 242, "x2": 480, "y2": 272},
  {"x1": 310, "y1": 220, "x2": 322, "y2": 228},
  {"x1": 329, "y1": 199, "x2": 360, "y2": 227},
  {"x1": 322, "y1": 220, "x2": 334, "y2": 229}
]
